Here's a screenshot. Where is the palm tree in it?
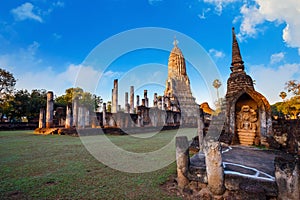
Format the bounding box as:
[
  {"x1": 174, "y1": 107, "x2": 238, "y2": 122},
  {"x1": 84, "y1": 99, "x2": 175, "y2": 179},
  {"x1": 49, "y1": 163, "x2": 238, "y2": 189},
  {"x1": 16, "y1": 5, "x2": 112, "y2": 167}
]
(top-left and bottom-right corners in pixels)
[
  {"x1": 213, "y1": 79, "x2": 222, "y2": 107},
  {"x1": 279, "y1": 91, "x2": 287, "y2": 101}
]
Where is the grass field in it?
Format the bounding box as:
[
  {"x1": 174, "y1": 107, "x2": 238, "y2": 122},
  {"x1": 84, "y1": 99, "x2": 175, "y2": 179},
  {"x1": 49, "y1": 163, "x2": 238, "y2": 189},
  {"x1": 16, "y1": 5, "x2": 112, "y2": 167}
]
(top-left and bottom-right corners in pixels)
[{"x1": 0, "y1": 129, "x2": 197, "y2": 199}]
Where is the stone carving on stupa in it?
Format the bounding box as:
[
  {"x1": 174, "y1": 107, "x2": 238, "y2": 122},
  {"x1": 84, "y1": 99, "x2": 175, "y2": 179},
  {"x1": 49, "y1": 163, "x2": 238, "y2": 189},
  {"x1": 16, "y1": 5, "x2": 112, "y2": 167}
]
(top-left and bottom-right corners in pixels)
[{"x1": 164, "y1": 38, "x2": 199, "y2": 126}]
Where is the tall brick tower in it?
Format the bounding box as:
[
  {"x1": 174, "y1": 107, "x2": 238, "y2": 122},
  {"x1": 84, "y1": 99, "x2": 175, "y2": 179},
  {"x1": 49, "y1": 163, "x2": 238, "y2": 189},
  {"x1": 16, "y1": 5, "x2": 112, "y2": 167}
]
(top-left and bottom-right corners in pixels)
[
  {"x1": 225, "y1": 28, "x2": 272, "y2": 145},
  {"x1": 164, "y1": 39, "x2": 199, "y2": 126}
]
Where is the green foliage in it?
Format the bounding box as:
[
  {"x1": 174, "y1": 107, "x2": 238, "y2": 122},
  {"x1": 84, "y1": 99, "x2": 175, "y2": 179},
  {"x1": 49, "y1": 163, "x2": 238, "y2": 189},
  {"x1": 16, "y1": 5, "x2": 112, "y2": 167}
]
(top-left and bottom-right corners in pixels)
[
  {"x1": 273, "y1": 80, "x2": 300, "y2": 119},
  {"x1": 55, "y1": 87, "x2": 102, "y2": 112},
  {"x1": 107, "y1": 101, "x2": 112, "y2": 113},
  {"x1": 3, "y1": 89, "x2": 47, "y2": 121},
  {"x1": 274, "y1": 96, "x2": 300, "y2": 119},
  {"x1": 285, "y1": 80, "x2": 300, "y2": 96},
  {"x1": 0, "y1": 68, "x2": 16, "y2": 100}
]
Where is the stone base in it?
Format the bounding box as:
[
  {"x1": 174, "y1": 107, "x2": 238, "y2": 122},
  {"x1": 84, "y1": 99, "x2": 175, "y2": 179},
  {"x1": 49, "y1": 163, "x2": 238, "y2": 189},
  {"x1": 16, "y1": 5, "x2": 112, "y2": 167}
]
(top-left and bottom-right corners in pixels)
[{"x1": 237, "y1": 129, "x2": 256, "y2": 146}]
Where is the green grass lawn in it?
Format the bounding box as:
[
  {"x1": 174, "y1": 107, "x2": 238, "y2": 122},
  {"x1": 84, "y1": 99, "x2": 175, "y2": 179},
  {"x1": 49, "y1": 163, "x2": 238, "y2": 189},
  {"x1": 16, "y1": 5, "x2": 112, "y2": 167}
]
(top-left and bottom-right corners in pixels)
[{"x1": 0, "y1": 129, "x2": 196, "y2": 199}]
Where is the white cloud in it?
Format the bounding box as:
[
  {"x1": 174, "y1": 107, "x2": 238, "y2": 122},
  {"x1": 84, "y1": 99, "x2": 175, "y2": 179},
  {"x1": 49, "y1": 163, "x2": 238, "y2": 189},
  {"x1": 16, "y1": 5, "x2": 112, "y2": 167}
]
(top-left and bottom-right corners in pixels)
[
  {"x1": 53, "y1": 33, "x2": 62, "y2": 40},
  {"x1": 27, "y1": 41, "x2": 40, "y2": 56},
  {"x1": 53, "y1": 1, "x2": 65, "y2": 8},
  {"x1": 209, "y1": 48, "x2": 225, "y2": 59},
  {"x1": 249, "y1": 63, "x2": 300, "y2": 104},
  {"x1": 11, "y1": 2, "x2": 43, "y2": 23},
  {"x1": 236, "y1": 0, "x2": 300, "y2": 54},
  {"x1": 270, "y1": 52, "x2": 285, "y2": 64},
  {"x1": 14, "y1": 64, "x2": 102, "y2": 96},
  {"x1": 148, "y1": 0, "x2": 163, "y2": 5},
  {"x1": 198, "y1": 8, "x2": 211, "y2": 19},
  {"x1": 237, "y1": 4, "x2": 264, "y2": 39},
  {"x1": 203, "y1": 0, "x2": 239, "y2": 15}
]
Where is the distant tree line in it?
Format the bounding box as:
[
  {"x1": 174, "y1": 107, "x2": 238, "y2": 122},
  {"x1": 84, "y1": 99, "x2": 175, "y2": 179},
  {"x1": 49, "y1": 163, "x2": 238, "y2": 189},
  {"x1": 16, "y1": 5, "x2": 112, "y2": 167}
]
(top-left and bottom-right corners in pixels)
[
  {"x1": 272, "y1": 80, "x2": 300, "y2": 119},
  {"x1": 0, "y1": 68, "x2": 101, "y2": 122}
]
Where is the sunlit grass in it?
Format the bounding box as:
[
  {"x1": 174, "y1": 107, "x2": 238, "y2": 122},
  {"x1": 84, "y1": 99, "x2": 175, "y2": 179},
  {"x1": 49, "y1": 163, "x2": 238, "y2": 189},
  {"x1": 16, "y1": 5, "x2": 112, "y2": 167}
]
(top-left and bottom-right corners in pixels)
[{"x1": 0, "y1": 130, "x2": 195, "y2": 199}]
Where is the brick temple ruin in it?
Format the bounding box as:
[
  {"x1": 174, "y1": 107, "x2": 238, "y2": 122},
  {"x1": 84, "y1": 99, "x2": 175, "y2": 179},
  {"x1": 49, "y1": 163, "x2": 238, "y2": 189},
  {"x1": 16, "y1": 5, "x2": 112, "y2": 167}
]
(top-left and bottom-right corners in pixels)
[
  {"x1": 174, "y1": 28, "x2": 299, "y2": 199},
  {"x1": 36, "y1": 38, "x2": 199, "y2": 134},
  {"x1": 225, "y1": 27, "x2": 272, "y2": 147}
]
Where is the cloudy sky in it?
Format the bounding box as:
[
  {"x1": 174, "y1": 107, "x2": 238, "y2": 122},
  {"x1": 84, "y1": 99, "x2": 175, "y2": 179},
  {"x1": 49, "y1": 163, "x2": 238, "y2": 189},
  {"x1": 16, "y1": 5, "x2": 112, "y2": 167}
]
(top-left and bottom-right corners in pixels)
[{"x1": 0, "y1": 0, "x2": 299, "y2": 107}]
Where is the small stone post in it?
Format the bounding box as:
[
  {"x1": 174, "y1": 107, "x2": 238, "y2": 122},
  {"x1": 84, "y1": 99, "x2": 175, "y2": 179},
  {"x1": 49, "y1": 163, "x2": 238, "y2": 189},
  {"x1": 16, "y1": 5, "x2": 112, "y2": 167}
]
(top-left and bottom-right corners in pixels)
[
  {"x1": 198, "y1": 109, "x2": 205, "y2": 152},
  {"x1": 153, "y1": 93, "x2": 158, "y2": 107},
  {"x1": 130, "y1": 86, "x2": 134, "y2": 113},
  {"x1": 85, "y1": 109, "x2": 89, "y2": 127},
  {"x1": 141, "y1": 99, "x2": 145, "y2": 106},
  {"x1": 46, "y1": 91, "x2": 54, "y2": 128},
  {"x1": 125, "y1": 92, "x2": 130, "y2": 113},
  {"x1": 136, "y1": 95, "x2": 140, "y2": 113},
  {"x1": 176, "y1": 136, "x2": 190, "y2": 189},
  {"x1": 102, "y1": 103, "x2": 107, "y2": 127},
  {"x1": 158, "y1": 97, "x2": 162, "y2": 110},
  {"x1": 78, "y1": 107, "x2": 85, "y2": 129},
  {"x1": 65, "y1": 105, "x2": 72, "y2": 128},
  {"x1": 112, "y1": 79, "x2": 118, "y2": 113},
  {"x1": 73, "y1": 98, "x2": 78, "y2": 127},
  {"x1": 144, "y1": 90, "x2": 148, "y2": 107},
  {"x1": 275, "y1": 157, "x2": 299, "y2": 200},
  {"x1": 204, "y1": 140, "x2": 225, "y2": 195},
  {"x1": 38, "y1": 108, "x2": 45, "y2": 128}
]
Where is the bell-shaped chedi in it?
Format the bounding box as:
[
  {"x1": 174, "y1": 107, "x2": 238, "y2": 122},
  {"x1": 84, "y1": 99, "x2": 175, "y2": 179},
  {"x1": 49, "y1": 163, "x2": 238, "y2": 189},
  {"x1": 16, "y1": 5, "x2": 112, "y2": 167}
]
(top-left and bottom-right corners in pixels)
[
  {"x1": 164, "y1": 38, "x2": 199, "y2": 126},
  {"x1": 225, "y1": 28, "x2": 272, "y2": 146}
]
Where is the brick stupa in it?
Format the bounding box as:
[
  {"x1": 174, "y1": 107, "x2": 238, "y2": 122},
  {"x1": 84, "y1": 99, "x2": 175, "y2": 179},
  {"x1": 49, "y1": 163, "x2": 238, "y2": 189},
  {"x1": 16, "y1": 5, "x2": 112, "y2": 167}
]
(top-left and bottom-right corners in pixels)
[
  {"x1": 225, "y1": 28, "x2": 272, "y2": 145},
  {"x1": 164, "y1": 39, "x2": 199, "y2": 126}
]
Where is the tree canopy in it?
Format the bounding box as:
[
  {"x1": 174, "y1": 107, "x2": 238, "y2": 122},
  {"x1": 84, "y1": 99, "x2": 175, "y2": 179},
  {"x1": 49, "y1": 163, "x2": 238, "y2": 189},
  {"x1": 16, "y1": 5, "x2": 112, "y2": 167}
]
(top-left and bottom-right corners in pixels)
[
  {"x1": 0, "y1": 68, "x2": 16, "y2": 101},
  {"x1": 273, "y1": 80, "x2": 300, "y2": 119}
]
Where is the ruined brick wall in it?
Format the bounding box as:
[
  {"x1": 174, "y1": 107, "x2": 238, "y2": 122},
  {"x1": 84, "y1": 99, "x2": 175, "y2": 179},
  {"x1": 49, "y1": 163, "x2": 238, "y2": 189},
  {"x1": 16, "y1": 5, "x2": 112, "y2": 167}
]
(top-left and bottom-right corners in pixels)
[{"x1": 271, "y1": 119, "x2": 300, "y2": 154}]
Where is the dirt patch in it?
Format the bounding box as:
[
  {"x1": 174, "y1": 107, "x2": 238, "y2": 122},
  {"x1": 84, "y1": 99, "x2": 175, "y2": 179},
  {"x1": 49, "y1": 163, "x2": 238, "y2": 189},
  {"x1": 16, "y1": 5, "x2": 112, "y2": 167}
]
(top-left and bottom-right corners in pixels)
[
  {"x1": 45, "y1": 180, "x2": 58, "y2": 186},
  {"x1": 160, "y1": 174, "x2": 198, "y2": 200},
  {"x1": 7, "y1": 191, "x2": 23, "y2": 199}
]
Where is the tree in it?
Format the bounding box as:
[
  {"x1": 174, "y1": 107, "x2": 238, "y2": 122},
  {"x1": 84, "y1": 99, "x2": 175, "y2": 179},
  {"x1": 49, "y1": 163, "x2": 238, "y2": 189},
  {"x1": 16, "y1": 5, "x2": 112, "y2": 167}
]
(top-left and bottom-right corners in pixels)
[
  {"x1": 10, "y1": 89, "x2": 31, "y2": 121},
  {"x1": 0, "y1": 68, "x2": 16, "y2": 121},
  {"x1": 55, "y1": 87, "x2": 101, "y2": 112},
  {"x1": 213, "y1": 79, "x2": 222, "y2": 109},
  {"x1": 107, "y1": 101, "x2": 112, "y2": 113},
  {"x1": 285, "y1": 80, "x2": 300, "y2": 96},
  {"x1": 0, "y1": 68, "x2": 16, "y2": 100},
  {"x1": 28, "y1": 89, "x2": 47, "y2": 121},
  {"x1": 279, "y1": 91, "x2": 287, "y2": 101}
]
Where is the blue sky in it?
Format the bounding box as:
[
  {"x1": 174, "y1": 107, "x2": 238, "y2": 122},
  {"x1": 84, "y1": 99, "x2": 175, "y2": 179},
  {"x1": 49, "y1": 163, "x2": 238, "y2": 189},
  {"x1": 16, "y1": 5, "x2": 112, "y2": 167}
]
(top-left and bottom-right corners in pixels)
[{"x1": 0, "y1": 0, "x2": 299, "y2": 108}]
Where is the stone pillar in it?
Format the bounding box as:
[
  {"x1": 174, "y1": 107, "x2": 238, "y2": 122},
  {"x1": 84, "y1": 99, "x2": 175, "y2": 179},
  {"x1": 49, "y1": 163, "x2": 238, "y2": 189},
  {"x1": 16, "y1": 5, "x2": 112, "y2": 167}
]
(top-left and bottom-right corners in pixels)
[
  {"x1": 78, "y1": 107, "x2": 85, "y2": 129},
  {"x1": 275, "y1": 157, "x2": 299, "y2": 200},
  {"x1": 65, "y1": 105, "x2": 72, "y2": 128},
  {"x1": 73, "y1": 98, "x2": 78, "y2": 127},
  {"x1": 38, "y1": 108, "x2": 45, "y2": 128},
  {"x1": 136, "y1": 95, "x2": 140, "y2": 113},
  {"x1": 204, "y1": 140, "x2": 225, "y2": 195},
  {"x1": 125, "y1": 92, "x2": 130, "y2": 113},
  {"x1": 102, "y1": 103, "x2": 107, "y2": 127},
  {"x1": 144, "y1": 90, "x2": 148, "y2": 107},
  {"x1": 176, "y1": 136, "x2": 190, "y2": 189},
  {"x1": 85, "y1": 109, "x2": 90, "y2": 127},
  {"x1": 112, "y1": 79, "x2": 118, "y2": 113},
  {"x1": 198, "y1": 111, "x2": 205, "y2": 152},
  {"x1": 158, "y1": 97, "x2": 162, "y2": 110},
  {"x1": 142, "y1": 99, "x2": 145, "y2": 106},
  {"x1": 137, "y1": 111, "x2": 141, "y2": 127},
  {"x1": 46, "y1": 91, "x2": 54, "y2": 128},
  {"x1": 130, "y1": 86, "x2": 134, "y2": 113},
  {"x1": 153, "y1": 93, "x2": 158, "y2": 107}
]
